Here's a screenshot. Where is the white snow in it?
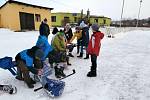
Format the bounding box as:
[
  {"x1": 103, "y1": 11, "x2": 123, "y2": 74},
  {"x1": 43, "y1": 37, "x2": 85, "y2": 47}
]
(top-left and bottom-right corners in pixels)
[{"x1": 0, "y1": 28, "x2": 150, "y2": 100}]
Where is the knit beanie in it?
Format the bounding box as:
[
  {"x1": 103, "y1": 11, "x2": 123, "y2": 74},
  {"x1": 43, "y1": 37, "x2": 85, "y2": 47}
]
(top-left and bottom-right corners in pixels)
[
  {"x1": 35, "y1": 49, "x2": 44, "y2": 60},
  {"x1": 58, "y1": 31, "x2": 64, "y2": 36},
  {"x1": 91, "y1": 24, "x2": 99, "y2": 31}
]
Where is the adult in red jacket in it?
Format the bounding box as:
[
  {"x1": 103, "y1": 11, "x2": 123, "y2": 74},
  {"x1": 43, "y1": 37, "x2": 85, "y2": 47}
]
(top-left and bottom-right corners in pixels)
[{"x1": 87, "y1": 24, "x2": 104, "y2": 77}]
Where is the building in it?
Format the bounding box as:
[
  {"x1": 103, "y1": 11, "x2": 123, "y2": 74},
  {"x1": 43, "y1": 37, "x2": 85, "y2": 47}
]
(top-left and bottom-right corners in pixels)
[
  {"x1": 0, "y1": 0, "x2": 53, "y2": 31},
  {"x1": 90, "y1": 15, "x2": 111, "y2": 26},
  {"x1": 51, "y1": 12, "x2": 111, "y2": 27},
  {"x1": 51, "y1": 12, "x2": 86, "y2": 27}
]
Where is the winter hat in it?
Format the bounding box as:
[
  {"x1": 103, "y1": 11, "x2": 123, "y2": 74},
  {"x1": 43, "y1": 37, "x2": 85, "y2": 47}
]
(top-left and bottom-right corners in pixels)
[
  {"x1": 44, "y1": 18, "x2": 47, "y2": 22},
  {"x1": 35, "y1": 49, "x2": 44, "y2": 60},
  {"x1": 91, "y1": 24, "x2": 99, "y2": 31},
  {"x1": 75, "y1": 26, "x2": 81, "y2": 30},
  {"x1": 58, "y1": 31, "x2": 64, "y2": 36},
  {"x1": 52, "y1": 27, "x2": 58, "y2": 35}
]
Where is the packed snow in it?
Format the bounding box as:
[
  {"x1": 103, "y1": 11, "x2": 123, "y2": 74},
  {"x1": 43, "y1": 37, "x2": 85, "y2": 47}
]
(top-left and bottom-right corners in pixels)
[{"x1": 0, "y1": 28, "x2": 150, "y2": 100}]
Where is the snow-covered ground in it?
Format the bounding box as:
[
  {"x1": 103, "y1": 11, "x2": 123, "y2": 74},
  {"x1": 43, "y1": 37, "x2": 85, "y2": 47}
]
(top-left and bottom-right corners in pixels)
[{"x1": 0, "y1": 28, "x2": 150, "y2": 100}]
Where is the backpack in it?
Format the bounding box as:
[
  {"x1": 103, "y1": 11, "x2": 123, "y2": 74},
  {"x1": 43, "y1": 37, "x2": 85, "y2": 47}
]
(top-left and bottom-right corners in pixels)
[{"x1": 44, "y1": 77, "x2": 65, "y2": 97}]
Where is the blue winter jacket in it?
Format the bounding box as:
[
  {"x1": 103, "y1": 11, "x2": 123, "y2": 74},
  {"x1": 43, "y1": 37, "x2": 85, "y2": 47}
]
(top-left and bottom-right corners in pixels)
[
  {"x1": 20, "y1": 50, "x2": 33, "y2": 67},
  {"x1": 36, "y1": 35, "x2": 53, "y2": 60}
]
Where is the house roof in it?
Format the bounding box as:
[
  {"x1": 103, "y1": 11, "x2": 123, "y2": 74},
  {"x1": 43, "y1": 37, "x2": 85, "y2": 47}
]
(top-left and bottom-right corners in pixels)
[
  {"x1": 0, "y1": 0, "x2": 53, "y2": 10},
  {"x1": 90, "y1": 15, "x2": 111, "y2": 19}
]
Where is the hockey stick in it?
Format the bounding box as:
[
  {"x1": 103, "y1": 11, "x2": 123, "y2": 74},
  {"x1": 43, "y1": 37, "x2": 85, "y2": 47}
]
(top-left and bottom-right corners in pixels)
[
  {"x1": 59, "y1": 69, "x2": 76, "y2": 80},
  {"x1": 34, "y1": 86, "x2": 43, "y2": 92},
  {"x1": 34, "y1": 69, "x2": 76, "y2": 92}
]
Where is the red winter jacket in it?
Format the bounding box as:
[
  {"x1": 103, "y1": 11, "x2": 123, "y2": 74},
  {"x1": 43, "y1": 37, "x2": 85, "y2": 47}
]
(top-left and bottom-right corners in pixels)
[{"x1": 87, "y1": 31, "x2": 104, "y2": 56}]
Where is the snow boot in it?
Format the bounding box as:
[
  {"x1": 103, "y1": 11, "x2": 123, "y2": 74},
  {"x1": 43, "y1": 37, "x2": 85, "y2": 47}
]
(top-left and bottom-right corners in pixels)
[
  {"x1": 59, "y1": 67, "x2": 66, "y2": 77},
  {"x1": 54, "y1": 66, "x2": 66, "y2": 78},
  {"x1": 84, "y1": 54, "x2": 89, "y2": 59},
  {"x1": 15, "y1": 75, "x2": 23, "y2": 81},
  {"x1": 77, "y1": 45, "x2": 79, "y2": 54},
  {"x1": 87, "y1": 70, "x2": 97, "y2": 77},
  {"x1": 77, "y1": 53, "x2": 83, "y2": 58},
  {"x1": 54, "y1": 66, "x2": 61, "y2": 78},
  {"x1": 30, "y1": 78, "x2": 36, "y2": 84},
  {"x1": 66, "y1": 56, "x2": 71, "y2": 65}
]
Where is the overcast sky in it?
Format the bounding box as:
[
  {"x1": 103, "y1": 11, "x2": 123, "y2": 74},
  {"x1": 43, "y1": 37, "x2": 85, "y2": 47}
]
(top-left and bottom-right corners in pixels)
[{"x1": 0, "y1": 0, "x2": 149, "y2": 20}]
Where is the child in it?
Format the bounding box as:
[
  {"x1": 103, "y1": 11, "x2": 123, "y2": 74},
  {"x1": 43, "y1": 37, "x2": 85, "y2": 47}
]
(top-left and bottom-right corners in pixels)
[
  {"x1": 15, "y1": 46, "x2": 44, "y2": 88},
  {"x1": 69, "y1": 26, "x2": 82, "y2": 54},
  {"x1": 87, "y1": 24, "x2": 104, "y2": 77},
  {"x1": 51, "y1": 31, "x2": 68, "y2": 78}
]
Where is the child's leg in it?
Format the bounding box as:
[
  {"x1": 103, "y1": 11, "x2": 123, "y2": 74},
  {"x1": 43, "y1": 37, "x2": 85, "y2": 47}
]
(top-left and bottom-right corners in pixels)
[
  {"x1": 18, "y1": 61, "x2": 34, "y2": 88},
  {"x1": 87, "y1": 54, "x2": 97, "y2": 77}
]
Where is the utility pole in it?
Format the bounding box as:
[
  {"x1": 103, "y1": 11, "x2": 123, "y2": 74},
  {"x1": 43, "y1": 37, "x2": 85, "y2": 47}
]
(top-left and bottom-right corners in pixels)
[
  {"x1": 136, "y1": 0, "x2": 142, "y2": 27},
  {"x1": 120, "y1": 0, "x2": 125, "y2": 27},
  {"x1": 81, "y1": 9, "x2": 83, "y2": 19}
]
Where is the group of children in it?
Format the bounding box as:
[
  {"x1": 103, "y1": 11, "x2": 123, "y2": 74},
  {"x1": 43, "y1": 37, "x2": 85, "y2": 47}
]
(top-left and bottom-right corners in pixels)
[{"x1": 14, "y1": 18, "x2": 104, "y2": 89}]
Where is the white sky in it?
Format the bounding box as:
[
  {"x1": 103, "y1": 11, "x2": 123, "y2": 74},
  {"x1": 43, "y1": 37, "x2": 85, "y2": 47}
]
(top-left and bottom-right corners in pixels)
[{"x1": 0, "y1": 0, "x2": 150, "y2": 20}]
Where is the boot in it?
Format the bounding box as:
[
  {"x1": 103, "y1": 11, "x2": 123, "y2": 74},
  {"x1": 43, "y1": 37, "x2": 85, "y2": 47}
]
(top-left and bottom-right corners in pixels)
[
  {"x1": 16, "y1": 67, "x2": 23, "y2": 81},
  {"x1": 84, "y1": 54, "x2": 89, "y2": 59},
  {"x1": 68, "y1": 53, "x2": 74, "y2": 57},
  {"x1": 59, "y1": 67, "x2": 66, "y2": 77},
  {"x1": 77, "y1": 46, "x2": 79, "y2": 54},
  {"x1": 15, "y1": 76, "x2": 23, "y2": 81},
  {"x1": 87, "y1": 70, "x2": 97, "y2": 77},
  {"x1": 66, "y1": 56, "x2": 71, "y2": 65},
  {"x1": 54, "y1": 66, "x2": 66, "y2": 78},
  {"x1": 54, "y1": 66, "x2": 61, "y2": 78},
  {"x1": 30, "y1": 78, "x2": 36, "y2": 84},
  {"x1": 77, "y1": 53, "x2": 83, "y2": 58},
  {"x1": 87, "y1": 66, "x2": 97, "y2": 77}
]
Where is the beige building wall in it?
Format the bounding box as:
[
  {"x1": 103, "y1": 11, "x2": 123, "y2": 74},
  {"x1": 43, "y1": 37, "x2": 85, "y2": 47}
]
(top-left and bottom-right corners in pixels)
[{"x1": 0, "y1": 3, "x2": 52, "y2": 31}]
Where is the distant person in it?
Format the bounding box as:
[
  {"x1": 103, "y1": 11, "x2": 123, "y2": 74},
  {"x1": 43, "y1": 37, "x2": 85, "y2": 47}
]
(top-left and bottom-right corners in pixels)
[
  {"x1": 52, "y1": 27, "x2": 58, "y2": 35},
  {"x1": 39, "y1": 18, "x2": 50, "y2": 38},
  {"x1": 64, "y1": 23, "x2": 73, "y2": 42},
  {"x1": 64, "y1": 23, "x2": 74, "y2": 57},
  {"x1": 69, "y1": 26, "x2": 82, "y2": 54},
  {"x1": 87, "y1": 24, "x2": 104, "y2": 77},
  {"x1": 77, "y1": 21, "x2": 89, "y2": 59}
]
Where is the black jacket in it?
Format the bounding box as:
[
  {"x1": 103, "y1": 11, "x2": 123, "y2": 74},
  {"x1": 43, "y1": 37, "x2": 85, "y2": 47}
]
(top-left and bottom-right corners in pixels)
[{"x1": 64, "y1": 28, "x2": 73, "y2": 41}]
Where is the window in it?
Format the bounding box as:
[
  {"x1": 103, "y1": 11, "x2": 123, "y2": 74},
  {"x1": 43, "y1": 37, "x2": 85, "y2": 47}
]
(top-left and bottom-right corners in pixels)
[
  {"x1": 51, "y1": 16, "x2": 56, "y2": 22},
  {"x1": 35, "y1": 14, "x2": 41, "y2": 22},
  {"x1": 103, "y1": 19, "x2": 106, "y2": 24},
  {"x1": 74, "y1": 17, "x2": 77, "y2": 22},
  {"x1": 72, "y1": 13, "x2": 77, "y2": 16},
  {"x1": 94, "y1": 19, "x2": 98, "y2": 23},
  {"x1": 64, "y1": 17, "x2": 69, "y2": 20}
]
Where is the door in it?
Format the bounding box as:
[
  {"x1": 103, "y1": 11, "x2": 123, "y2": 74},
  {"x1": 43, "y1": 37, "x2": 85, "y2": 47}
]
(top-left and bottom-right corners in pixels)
[{"x1": 19, "y1": 12, "x2": 35, "y2": 30}]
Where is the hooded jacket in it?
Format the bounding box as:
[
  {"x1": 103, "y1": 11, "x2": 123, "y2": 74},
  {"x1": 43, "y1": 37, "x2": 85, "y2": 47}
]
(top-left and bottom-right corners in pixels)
[
  {"x1": 15, "y1": 46, "x2": 43, "y2": 74},
  {"x1": 36, "y1": 35, "x2": 53, "y2": 60},
  {"x1": 87, "y1": 31, "x2": 104, "y2": 56}
]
